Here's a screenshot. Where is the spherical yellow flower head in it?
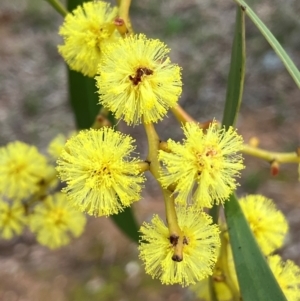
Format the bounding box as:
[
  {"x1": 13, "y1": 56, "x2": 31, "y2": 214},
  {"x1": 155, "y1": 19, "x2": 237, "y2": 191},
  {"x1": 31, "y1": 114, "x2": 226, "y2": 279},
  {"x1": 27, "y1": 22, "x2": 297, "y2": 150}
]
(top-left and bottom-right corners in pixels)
[
  {"x1": 268, "y1": 255, "x2": 300, "y2": 301},
  {"x1": 58, "y1": 1, "x2": 119, "y2": 77},
  {"x1": 240, "y1": 195, "x2": 288, "y2": 255},
  {"x1": 159, "y1": 122, "x2": 244, "y2": 208},
  {"x1": 138, "y1": 207, "x2": 220, "y2": 287},
  {"x1": 0, "y1": 141, "x2": 48, "y2": 200},
  {"x1": 95, "y1": 34, "x2": 182, "y2": 125},
  {"x1": 0, "y1": 199, "x2": 27, "y2": 239},
  {"x1": 56, "y1": 128, "x2": 145, "y2": 216},
  {"x1": 29, "y1": 193, "x2": 86, "y2": 249}
]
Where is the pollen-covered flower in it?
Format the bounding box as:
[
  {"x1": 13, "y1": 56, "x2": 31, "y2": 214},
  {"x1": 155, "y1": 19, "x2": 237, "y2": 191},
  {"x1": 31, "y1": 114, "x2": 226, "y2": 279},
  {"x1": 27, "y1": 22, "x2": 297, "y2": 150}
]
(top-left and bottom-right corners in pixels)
[
  {"x1": 159, "y1": 122, "x2": 244, "y2": 208},
  {"x1": 0, "y1": 141, "x2": 48, "y2": 200},
  {"x1": 58, "y1": 1, "x2": 119, "y2": 77},
  {"x1": 138, "y1": 206, "x2": 220, "y2": 286},
  {"x1": 268, "y1": 255, "x2": 300, "y2": 301},
  {"x1": 56, "y1": 128, "x2": 145, "y2": 216},
  {"x1": 29, "y1": 193, "x2": 86, "y2": 249},
  {"x1": 240, "y1": 195, "x2": 288, "y2": 255},
  {"x1": 95, "y1": 34, "x2": 182, "y2": 125},
  {"x1": 0, "y1": 199, "x2": 27, "y2": 239}
]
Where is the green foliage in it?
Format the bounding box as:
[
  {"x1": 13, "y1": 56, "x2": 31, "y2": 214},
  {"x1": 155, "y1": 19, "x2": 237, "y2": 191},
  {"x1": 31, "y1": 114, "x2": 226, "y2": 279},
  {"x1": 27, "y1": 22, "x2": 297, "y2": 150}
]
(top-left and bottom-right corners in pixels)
[
  {"x1": 222, "y1": 6, "x2": 288, "y2": 300},
  {"x1": 233, "y1": 0, "x2": 300, "y2": 88},
  {"x1": 3, "y1": 0, "x2": 298, "y2": 299},
  {"x1": 225, "y1": 195, "x2": 287, "y2": 301},
  {"x1": 222, "y1": 7, "x2": 245, "y2": 129}
]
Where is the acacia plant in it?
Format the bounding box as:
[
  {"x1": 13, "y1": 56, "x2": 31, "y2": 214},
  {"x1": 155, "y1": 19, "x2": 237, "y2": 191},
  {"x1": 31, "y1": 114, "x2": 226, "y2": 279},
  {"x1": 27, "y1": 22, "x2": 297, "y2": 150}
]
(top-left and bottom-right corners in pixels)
[{"x1": 0, "y1": 0, "x2": 300, "y2": 300}]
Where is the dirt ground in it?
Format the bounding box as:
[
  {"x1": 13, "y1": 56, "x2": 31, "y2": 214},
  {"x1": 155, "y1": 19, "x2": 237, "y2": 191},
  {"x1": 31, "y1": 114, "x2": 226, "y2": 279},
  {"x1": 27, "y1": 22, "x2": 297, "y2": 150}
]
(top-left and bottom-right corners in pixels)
[{"x1": 0, "y1": 0, "x2": 300, "y2": 300}]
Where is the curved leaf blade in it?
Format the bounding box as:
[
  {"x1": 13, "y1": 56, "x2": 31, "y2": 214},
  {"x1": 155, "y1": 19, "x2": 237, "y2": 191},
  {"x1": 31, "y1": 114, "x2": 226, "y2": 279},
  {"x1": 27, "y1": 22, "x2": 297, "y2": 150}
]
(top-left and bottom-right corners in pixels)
[
  {"x1": 233, "y1": 0, "x2": 300, "y2": 89},
  {"x1": 222, "y1": 7, "x2": 287, "y2": 301},
  {"x1": 224, "y1": 195, "x2": 287, "y2": 301},
  {"x1": 111, "y1": 206, "x2": 139, "y2": 243},
  {"x1": 68, "y1": 70, "x2": 99, "y2": 129},
  {"x1": 222, "y1": 6, "x2": 246, "y2": 128}
]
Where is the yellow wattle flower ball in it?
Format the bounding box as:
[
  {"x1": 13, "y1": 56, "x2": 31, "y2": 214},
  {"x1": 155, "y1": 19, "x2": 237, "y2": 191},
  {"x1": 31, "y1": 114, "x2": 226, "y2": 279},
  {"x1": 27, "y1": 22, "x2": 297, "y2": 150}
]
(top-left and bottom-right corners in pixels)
[
  {"x1": 0, "y1": 200, "x2": 27, "y2": 239},
  {"x1": 95, "y1": 34, "x2": 182, "y2": 125},
  {"x1": 268, "y1": 255, "x2": 300, "y2": 301},
  {"x1": 0, "y1": 141, "x2": 48, "y2": 200},
  {"x1": 158, "y1": 122, "x2": 244, "y2": 208},
  {"x1": 240, "y1": 195, "x2": 288, "y2": 255},
  {"x1": 29, "y1": 193, "x2": 86, "y2": 249},
  {"x1": 138, "y1": 206, "x2": 220, "y2": 287},
  {"x1": 56, "y1": 128, "x2": 145, "y2": 217},
  {"x1": 58, "y1": 1, "x2": 119, "y2": 77}
]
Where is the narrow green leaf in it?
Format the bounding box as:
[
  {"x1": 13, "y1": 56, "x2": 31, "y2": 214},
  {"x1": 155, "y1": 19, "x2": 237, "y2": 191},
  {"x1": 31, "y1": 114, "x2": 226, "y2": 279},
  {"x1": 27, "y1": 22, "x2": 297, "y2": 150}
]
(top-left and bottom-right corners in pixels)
[
  {"x1": 233, "y1": 0, "x2": 300, "y2": 89},
  {"x1": 211, "y1": 5, "x2": 245, "y2": 239},
  {"x1": 222, "y1": 7, "x2": 287, "y2": 301},
  {"x1": 66, "y1": 0, "x2": 139, "y2": 243},
  {"x1": 210, "y1": 6, "x2": 245, "y2": 276},
  {"x1": 222, "y1": 6, "x2": 245, "y2": 128},
  {"x1": 67, "y1": 0, "x2": 99, "y2": 130},
  {"x1": 67, "y1": 0, "x2": 82, "y2": 11},
  {"x1": 110, "y1": 206, "x2": 139, "y2": 243},
  {"x1": 224, "y1": 195, "x2": 287, "y2": 301},
  {"x1": 68, "y1": 70, "x2": 99, "y2": 129}
]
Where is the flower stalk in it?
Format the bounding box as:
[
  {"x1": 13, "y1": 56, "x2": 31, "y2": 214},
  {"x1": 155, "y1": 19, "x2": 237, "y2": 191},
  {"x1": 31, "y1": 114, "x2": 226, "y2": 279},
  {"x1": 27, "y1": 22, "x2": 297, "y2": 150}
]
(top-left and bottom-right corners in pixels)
[
  {"x1": 243, "y1": 144, "x2": 300, "y2": 164},
  {"x1": 171, "y1": 104, "x2": 197, "y2": 124},
  {"x1": 114, "y1": 17, "x2": 129, "y2": 36},
  {"x1": 118, "y1": 0, "x2": 133, "y2": 34},
  {"x1": 143, "y1": 122, "x2": 184, "y2": 260},
  {"x1": 220, "y1": 232, "x2": 240, "y2": 301}
]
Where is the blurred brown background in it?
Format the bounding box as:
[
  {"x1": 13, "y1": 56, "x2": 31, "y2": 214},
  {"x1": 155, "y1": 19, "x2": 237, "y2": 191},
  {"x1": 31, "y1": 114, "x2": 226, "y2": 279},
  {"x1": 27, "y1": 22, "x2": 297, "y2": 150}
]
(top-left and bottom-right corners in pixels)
[{"x1": 0, "y1": 0, "x2": 300, "y2": 300}]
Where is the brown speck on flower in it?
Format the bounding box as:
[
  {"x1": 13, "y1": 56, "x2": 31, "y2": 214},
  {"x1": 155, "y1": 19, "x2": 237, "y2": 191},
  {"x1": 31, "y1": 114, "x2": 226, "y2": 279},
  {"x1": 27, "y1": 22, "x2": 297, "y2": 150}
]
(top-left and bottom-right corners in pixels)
[
  {"x1": 170, "y1": 234, "x2": 179, "y2": 246},
  {"x1": 183, "y1": 236, "x2": 189, "y2": 245},
  {"x1": 205, "y1": 148, "x2": 218, "y2": 157},
  {"x1": 129, "y1": 67, "x2": 153, "y2": 85}
]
